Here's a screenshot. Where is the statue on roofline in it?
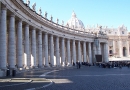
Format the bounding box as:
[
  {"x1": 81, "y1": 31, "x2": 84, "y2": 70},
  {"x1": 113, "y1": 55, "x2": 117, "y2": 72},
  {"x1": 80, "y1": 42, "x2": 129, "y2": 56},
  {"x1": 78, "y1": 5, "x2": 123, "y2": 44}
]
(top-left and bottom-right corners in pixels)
[
  {"x1": 32, "y1": 3, "x2": 36, "y2": 11},
  {"x1": 26, "y1": 0, "x2": 30, "y2": 6},
  {"x1": 62, "y1": 20, "x2": 64, "y2": 26},
  {"x1": 57, "y1": 18, "x2": 59, "y2": 24},
  {"x1": 50, "y1": 15, "x2": 53, "y2": 21},
  {"x1": 44, "y1": 12, "x2": 47, "y2": 18},
  {"x1": 39, "y1": 7, "x2": 42, "y2": 15}
]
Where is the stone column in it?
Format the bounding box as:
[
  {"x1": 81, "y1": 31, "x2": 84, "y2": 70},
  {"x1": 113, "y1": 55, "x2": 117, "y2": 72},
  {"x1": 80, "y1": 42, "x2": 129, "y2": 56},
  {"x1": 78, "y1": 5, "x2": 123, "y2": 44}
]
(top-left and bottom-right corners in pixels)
[
  {"x1": 126, "y1": 41, "x2": 129, "y2": 57},
  {"x1": 104, "y1": 42, "x2": 109, "y2": 63},
  {"x1": 118, "y1": 40, "x2": 122, "y2": 57},
  {"x1": 56, "y1": 36, "x2": 60, "y2": 66},
  {"x1": 0, "y1": 6, "x2": 7, "y2": 69},
  {"x1": 50, "y1": 35, "x2": 54, "y2": 66},
  {"x1": 83, "y1": 42, "x2": 87, "y2": 62},
  {"x1": 17, "y1": 19, "x2": 23, "y2": 68},
  {"x1": 67, "y1": 39, "x2": 71, "y2": 66},
  {"x1": 113, "y1": 40, "x2": 115, "y2": 55},
  {"x1": 42, "y1": 35, "x2": 45, "y2": 66},
  {"x1": 93, "y1": 43, "x2": 96, "y2": 63},
  {"x1": 88, "y1": 42, "x2": 92, "y2": 64},
  {"x1": 24, "y1": 24, "x2": 30, "y2": 68},
  {"x1": 31, "y1": 28, "x2": 36, "y2": 67},
  {"x1": 81, "y1": 44, "x2": 83, "y2": 62},
  {"x1": 61, "y1": 38, "x2": 65, "y2": 66},
  {"x1": 97, "y1": 42, "x2": 101, "y2": 54},
  {"x1": 78, "y1": 41, "x2": 81, "y2": 63},
  {"x1": 8, "y1": 14, "x2": 16, "y2": 69},
  {"x1": 38, "y1": 31, "x2": 42, "y2": 67},
  {"x1": 72, "y1": 40, "x2": 76, "y2": 64},
  {"x1": 44, "y1": 33, "x2": 49, "y2": 66},
  {"x1": 75, "y1": 44, "x2": 77, "y2": 62}
]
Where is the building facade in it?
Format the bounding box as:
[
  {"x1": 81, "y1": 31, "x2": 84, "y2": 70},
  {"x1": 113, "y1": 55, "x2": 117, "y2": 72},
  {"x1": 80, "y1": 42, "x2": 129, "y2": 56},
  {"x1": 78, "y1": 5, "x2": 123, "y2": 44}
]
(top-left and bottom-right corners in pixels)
[
  {"x1": 0, "y1": 0, "x2": 109, "y2": 75},
  {"x1": 107, "y1": 25, "x2": 129, "y2": 58},
  {"x1": 85, "y1": 24, "x2": 130, "y2": 58}
]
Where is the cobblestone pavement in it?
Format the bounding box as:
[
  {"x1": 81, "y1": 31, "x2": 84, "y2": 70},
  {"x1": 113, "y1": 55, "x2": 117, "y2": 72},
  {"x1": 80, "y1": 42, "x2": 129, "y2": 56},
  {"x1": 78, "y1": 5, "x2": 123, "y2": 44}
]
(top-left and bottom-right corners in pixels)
[{"x1": 1, "y1": 66, "x2": 130, "y2": 90}]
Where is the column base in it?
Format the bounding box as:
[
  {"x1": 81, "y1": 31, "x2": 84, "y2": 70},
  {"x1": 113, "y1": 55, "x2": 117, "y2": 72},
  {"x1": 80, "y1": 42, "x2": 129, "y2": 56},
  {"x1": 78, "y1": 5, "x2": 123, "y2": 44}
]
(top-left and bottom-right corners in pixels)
[
  {"x1": 56, "y1": 65, "x2": 61, "y2": 67},
  {"x1": 44, "y1": 65, "x2": 50, "y2": 67},
  {"x1": 0, "y1": 69, "x2": 6, "y2": 77},
  {"x1": 38, "y1": 66, "x2": 44, "y2": 68},
  {"x1": 67, "y1": 63, "x2": 72, "y2": 67},
  {"x1": 18, "y1": 68, "x2": 24, "y2": 70},
  {"x1": 51, "y1": 65, "x2": 56, "y2": 67},
  {"x1": 62, "y1": 64, "x2": 65, "y2": 67},
  {"x1": 25, "y1": 66, "x2": 30, "y2": 69}
]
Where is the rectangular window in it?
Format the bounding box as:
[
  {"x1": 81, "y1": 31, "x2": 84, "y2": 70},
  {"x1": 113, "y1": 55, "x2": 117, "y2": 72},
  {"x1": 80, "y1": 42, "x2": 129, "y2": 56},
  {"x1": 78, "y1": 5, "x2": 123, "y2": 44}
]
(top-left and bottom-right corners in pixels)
[{"x1": 122, "y1": 31, "x2": 124, "y2": 34}]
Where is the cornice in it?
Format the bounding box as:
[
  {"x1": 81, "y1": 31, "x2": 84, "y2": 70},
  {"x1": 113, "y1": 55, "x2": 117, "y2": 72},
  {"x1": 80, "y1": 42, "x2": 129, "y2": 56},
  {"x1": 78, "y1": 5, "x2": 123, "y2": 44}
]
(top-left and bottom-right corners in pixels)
[{"x1": 3, "y1": 0, "x2": 108, "y2": 40}]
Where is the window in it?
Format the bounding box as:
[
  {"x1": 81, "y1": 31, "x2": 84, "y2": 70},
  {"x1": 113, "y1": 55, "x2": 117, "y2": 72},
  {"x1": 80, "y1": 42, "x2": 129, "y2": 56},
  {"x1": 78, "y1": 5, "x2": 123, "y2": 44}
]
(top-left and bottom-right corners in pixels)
[{"x1": 122, "y1": 31, "x2": 124, "y2": 34}]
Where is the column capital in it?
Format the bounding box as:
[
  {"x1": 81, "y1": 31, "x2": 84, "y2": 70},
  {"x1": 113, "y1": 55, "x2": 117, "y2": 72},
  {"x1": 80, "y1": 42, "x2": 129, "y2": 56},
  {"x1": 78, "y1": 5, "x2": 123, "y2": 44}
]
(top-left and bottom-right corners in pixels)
[
  {"x1": 1, "y1": 4, "x2": 7, "y2": 10},
  {"x1": 50, "y1": 34, "x2": 53, "y2": 37},
  {"x1": 32, "y1": 27, "x2": 36, "y2": 30},
  {"x1": 18, "y1": 18, "x2": 22, "y2": 22},
  {"x1": 67, "y1": 39, "x2": 70, "y2": 41},
  {"x1": 44, "y1": 32, "x2": 48, "y2": 35},
  {"x1": 10, "y1": 14, "x2": 15, "y2": 17},
  {"x1": 104, "y1": 42, "x2": 108, "y2": 44},
  {"x1": 56, "y1": 36, "x2": 59, "y2": 38},
  {"x1": 38, "y1": 30, "x2": 42, "y2": 34},
  {"x1": 25, "y1": 24, "x2": 29, "y2": 27},
  {"x1": 61, "y1": 37, "x2": 64, "y2": 41}
]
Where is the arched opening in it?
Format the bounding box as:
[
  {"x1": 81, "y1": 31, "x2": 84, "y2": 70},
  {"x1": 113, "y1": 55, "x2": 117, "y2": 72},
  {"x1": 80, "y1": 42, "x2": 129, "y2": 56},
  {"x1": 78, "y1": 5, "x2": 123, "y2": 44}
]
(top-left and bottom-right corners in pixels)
[
  {"x1": 109, "y1": 50, "x2": 113, "y2": 54},
  {"x1": 123, "y1": 47, "x2": 127, "y2": 57},
  {"x1": 109, "y1": 50, "x2": 113, "y2": 57}
]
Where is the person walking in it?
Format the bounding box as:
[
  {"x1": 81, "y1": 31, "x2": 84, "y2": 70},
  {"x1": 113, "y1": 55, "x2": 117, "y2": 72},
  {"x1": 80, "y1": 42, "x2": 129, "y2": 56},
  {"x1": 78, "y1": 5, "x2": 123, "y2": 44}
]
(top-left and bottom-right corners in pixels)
[
  {"x1": 76, "y1": 62, "x2": 79, "y2": 69},
  {"x1": 79, "y1": 62, "x2": 81, "y2": 69}
]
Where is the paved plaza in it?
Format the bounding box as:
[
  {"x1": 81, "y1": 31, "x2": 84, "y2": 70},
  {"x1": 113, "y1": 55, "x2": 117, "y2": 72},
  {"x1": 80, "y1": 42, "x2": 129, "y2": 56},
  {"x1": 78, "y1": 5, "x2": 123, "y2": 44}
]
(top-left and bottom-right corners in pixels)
[{"x1": 1, "y1": 66, "x2": 130, "y2": 90}]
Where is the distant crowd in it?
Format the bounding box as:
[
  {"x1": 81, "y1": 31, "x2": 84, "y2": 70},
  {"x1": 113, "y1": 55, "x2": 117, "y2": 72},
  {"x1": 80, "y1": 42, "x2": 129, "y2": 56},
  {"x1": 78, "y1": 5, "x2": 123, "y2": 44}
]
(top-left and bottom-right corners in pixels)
[
  {"x1": 96, "y1": 61, "x2": 130, "y2": 69},
  {"x1": 73, "y1": 61, "x2": 130, "y2": 69}
]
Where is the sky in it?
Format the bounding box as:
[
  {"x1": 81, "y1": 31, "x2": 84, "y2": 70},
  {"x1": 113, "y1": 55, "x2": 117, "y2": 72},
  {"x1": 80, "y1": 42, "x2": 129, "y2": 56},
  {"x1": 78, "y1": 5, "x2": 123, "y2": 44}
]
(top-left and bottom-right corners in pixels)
[{"x1": 23, "y1": 0, "x2": 130, "y2": 30}]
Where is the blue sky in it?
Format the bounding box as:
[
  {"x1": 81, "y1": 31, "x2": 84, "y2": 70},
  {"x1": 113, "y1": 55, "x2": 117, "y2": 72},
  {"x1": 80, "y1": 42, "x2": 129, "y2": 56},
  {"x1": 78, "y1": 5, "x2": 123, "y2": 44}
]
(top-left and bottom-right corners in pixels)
[{"x1": 23, "y1": 0, "x2": 130, "y2": 30}]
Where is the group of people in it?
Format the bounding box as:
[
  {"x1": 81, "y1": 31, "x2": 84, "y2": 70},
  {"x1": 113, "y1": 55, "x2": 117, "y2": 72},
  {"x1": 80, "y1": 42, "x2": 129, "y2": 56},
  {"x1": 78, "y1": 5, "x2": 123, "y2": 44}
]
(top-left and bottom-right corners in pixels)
[
  {"x1": 72, "y1": 62, "x2": 92, "y2": 69},
  {"x1": 96, "y1": 61, "x2": 130, "y2": 69},
  {"x1": 73, "y1": 61, "x2": 130, "y2": 69},
  {"x1": 76, "y1": 62, "x2": 81, "y2": 69}
]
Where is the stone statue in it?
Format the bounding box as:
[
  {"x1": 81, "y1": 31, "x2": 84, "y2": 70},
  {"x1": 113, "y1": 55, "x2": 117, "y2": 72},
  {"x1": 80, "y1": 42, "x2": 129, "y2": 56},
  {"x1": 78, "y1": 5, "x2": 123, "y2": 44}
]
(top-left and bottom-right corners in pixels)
[
  {"x1": 26, "y1": 0, "x2": 30, "y2": 6},
  {"x1": 95, "y1": 30, "x2": 99, "y2": 37},
  {"x1": 72, "y1": 25, "x2": 74, "y2": 29},
  {"x1": 57, "y1": 18, "x2": 59, "y2": 24},
  {"x1": 50, "y1": 15, "x2": 53, "y2": 21},
  {"x1": 44, "y1": 12, "x2": 47, "y2": 18},
  {"x1": 67, "y1": 23, "x2": 69, "y2": 27},
  {"x1": 62, "y1": 20, "x2": 64, "y2": 26},
  {"x1": 39, "y1": 7, "x2": 42, "y2": 15},
  {"x1": 32, "y1": 3, "x2": 36, "y2": 11},
  {"x1": 97, "y1": 24, "x2": 98, "y2": 27}
]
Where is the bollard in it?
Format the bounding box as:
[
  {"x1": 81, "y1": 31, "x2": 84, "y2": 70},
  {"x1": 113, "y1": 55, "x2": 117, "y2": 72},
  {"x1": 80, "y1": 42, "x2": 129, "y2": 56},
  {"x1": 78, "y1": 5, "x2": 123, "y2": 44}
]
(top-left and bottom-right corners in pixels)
[
  {"x1": 12, "y1": 69, "x2": 16, "y2": 77},
  {"x1": 6, "y1": 69, "x2": 10, "y2": 76}
]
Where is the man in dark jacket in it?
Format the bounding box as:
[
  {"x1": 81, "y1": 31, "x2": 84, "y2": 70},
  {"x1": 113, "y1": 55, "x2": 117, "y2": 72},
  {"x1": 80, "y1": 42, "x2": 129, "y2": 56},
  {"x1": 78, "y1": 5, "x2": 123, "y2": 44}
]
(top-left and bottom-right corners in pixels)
[{"x1": 79, "y1": 62, "x2": 81, "y2": 69}]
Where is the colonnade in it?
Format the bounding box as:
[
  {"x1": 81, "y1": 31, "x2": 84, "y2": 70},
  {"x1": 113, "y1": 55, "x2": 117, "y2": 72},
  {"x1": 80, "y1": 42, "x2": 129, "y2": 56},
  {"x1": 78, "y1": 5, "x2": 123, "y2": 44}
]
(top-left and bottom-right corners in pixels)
[{"x1": 0, "y1": 5, "x2": 109, "y2": 70}]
